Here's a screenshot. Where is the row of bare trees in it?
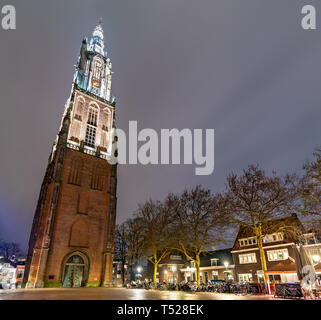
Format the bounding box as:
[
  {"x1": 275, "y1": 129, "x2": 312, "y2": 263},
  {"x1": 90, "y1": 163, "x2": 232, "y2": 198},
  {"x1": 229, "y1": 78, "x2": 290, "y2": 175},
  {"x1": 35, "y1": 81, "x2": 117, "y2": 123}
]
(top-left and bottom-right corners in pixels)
[{"x1": 114, "y1": 147, "x2": 321, "y2": 286}]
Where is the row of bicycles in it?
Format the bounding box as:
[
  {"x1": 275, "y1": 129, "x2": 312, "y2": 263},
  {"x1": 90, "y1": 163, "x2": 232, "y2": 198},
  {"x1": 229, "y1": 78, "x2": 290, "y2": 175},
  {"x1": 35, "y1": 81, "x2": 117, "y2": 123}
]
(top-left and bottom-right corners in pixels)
[
  {"x1": 126, "y1": 280, "x2": 269, "y2": 295},
  {"x1": 126, "y1": 280, "x2": 321, "y2": 299}
]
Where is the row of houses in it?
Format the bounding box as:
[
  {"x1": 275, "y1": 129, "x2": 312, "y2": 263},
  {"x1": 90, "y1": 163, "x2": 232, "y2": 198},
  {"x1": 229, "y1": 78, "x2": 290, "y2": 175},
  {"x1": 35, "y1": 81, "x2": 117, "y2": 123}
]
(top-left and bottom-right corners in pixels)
[{"x1": 113, "y1": 215, "x2": 321, "y2": 285}]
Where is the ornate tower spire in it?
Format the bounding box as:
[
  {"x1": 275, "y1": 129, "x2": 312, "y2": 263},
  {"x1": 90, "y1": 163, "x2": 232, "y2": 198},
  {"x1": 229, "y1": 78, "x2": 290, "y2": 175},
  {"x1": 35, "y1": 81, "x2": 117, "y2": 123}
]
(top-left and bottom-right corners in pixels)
[
  {"x1": 75, "y1": 19, "x2": 113, "y2": 102},
  {"x1": 89, "y1": 19, "x2": 105, "y2": 56}
]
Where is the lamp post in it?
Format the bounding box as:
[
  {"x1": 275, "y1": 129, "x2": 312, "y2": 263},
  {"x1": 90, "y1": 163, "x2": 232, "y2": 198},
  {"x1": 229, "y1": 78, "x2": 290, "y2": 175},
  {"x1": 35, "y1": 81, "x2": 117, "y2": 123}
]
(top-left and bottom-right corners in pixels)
[
  {"x1": 224, "y1": 261, "x2": 229, "y2": 281},
  {"x1": 171, "y1": 265, "x2": 177, "y2": 283},
  {"x1": 136, "y1": 266, "x2": 142, "y2": 281},
  {"x1": 164, "y1": 269, "x2": 168, "y2": 282}
]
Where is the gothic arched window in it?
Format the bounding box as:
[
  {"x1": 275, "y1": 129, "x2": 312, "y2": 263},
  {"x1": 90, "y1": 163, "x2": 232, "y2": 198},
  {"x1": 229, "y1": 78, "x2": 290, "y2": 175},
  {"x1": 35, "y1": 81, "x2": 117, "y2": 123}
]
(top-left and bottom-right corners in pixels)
[
  {"x1": 87, "y1": 108, "x2": 98, "y2": 126},
  {"x1": 85, "y1": 107, "x2": 99, "y2": 148},
  {"x1": 74, "y1": 98, "x2": 84, "y2": 122},
  {"x1": 67, "y1": 255, "x2": 85, "y2": 264},
  {"x1": 92, "y1": 59, "x2": 103, "y2": 88}
]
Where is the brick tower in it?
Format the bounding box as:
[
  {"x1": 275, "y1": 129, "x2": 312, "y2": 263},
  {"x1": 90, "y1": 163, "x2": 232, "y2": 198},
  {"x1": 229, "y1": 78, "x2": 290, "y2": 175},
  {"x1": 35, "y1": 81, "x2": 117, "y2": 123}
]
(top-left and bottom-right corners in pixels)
[{"x1": 23, "y1": 21, "x2": 118, "y2": 288}]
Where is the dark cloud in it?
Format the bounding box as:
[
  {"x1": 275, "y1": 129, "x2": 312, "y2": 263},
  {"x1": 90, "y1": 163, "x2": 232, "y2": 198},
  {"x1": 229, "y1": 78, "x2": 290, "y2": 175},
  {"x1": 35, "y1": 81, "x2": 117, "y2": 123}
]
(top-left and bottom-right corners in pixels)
[{"x1": 1, "y1": 0, "x2": 321, "y2": 250}]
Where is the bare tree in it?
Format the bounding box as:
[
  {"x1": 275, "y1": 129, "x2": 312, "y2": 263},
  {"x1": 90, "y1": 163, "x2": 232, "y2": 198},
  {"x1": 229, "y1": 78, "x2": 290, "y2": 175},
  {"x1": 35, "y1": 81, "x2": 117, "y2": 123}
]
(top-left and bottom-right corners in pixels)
[
  {"x1": 134, "y1": 199, "x2": 173, "y2": 285},
  {"x1": 114, "y1": 223, "x2": 129, "y2": 285},
  {"x1": 224, "y1": 165, "x2": 298, "y2": 286},
  {"x1": 126, "y1": 218, "x2": 145, "y2": 281},
  {"x1": 169, "y1": 186, "x2": 227, "y2": 285},
  {"x1": 0, "y1": 239, "x2": 23, "y2": 261},
  {"x1": 299, "y1": 147, "x2": 321, "y2": 220}
]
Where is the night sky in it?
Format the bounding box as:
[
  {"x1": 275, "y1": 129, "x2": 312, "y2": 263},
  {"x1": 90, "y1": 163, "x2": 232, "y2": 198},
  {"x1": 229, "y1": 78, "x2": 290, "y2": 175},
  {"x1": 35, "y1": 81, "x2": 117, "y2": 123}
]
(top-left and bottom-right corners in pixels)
[{"x1": 1, "y1": 0, "x2": 321, "y2": 251}]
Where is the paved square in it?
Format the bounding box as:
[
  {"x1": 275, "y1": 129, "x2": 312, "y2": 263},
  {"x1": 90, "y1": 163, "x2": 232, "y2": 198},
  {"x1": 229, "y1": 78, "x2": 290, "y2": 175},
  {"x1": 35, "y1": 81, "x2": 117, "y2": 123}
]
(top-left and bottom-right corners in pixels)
[{"x1": 0, "y1": 287, "x2": 280, "y2": 300}]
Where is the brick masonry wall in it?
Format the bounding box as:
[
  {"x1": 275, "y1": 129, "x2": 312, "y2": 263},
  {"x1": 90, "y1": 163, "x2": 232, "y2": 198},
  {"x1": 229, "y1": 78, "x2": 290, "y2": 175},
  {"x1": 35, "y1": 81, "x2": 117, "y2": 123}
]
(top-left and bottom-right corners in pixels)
[
  {"x1": 45, "y1": 148, "x2": 114, "y2": 286},
  {"x1": 25, "y1": 146, "x2": 116, "y2": 287},
  {"x1": 233, "y1": 245, "x2": 297, "y2": 282}
]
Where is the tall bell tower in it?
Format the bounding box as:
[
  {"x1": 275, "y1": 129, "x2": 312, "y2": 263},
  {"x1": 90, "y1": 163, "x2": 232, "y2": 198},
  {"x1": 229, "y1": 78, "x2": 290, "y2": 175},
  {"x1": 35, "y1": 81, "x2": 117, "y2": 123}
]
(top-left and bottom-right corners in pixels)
[{"x1": 23, "y1": 21, "x2": 118, "y2": 288}]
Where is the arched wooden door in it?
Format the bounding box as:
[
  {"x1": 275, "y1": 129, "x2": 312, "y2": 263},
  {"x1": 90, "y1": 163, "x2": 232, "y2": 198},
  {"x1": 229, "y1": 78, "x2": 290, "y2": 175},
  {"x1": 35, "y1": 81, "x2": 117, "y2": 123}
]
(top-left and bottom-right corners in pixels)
[{"x1": 62, "y1": 254, "x2": 88, "y2": 288}]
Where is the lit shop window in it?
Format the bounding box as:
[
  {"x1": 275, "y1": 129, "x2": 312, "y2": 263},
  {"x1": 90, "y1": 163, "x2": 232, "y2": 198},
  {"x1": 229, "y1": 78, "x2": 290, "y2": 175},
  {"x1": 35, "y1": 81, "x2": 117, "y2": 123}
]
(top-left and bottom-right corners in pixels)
[
  {"x1": 309, "y1": 248, "x2": 321, "y2": 264},
  {"x1": 239, "y1": 253, "x2": 257, "y2": 264},
  {"x1": 212, "y1": 271, "x2": 218, "y2": 281},
  {"x1": 239, "y1": 273, "x2": 253, "y2": 282},
  {"x1": 267, "y1": 249, "x2": 289, "y2": 261}
]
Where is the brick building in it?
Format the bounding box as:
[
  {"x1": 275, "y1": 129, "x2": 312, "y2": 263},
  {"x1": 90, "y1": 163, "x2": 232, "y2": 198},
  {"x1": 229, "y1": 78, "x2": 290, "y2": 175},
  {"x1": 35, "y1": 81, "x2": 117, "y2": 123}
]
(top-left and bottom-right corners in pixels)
[
  {"x1": 146, "y1": 253, "x2": 186, "y2": 283},
  {"x1": 181, "y1": 249, "x2": 235, "y2": 283},
  {"x1": 23, "y1": 22, "x2": 118, "y2": 288},
  {"x1": 231, "y1": 215, "x2": 304, "y2": 284}
]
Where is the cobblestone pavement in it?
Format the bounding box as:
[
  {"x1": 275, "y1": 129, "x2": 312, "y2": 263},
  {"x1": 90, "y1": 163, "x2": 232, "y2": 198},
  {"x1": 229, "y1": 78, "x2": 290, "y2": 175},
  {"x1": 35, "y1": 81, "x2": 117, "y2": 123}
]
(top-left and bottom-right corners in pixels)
[{"x1": 0, "y1": 287, "x2": 281, "y2": 300}]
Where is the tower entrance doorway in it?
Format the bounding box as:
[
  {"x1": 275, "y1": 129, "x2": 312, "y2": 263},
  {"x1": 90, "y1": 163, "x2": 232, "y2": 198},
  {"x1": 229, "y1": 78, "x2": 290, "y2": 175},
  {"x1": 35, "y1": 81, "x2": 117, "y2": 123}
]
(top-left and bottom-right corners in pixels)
[{"x1": 62, "y1": 254, "x2": 88, "y2": 288}]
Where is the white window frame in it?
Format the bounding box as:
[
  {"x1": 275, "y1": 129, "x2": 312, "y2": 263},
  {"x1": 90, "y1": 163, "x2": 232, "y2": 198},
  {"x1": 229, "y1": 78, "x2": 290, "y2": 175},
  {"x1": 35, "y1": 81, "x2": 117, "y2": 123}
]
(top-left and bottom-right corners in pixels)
[
  {"x1": 239, "y1": 236, "x2": 257, "y2": 247},
  {"x1": 210, "y1": 259, "x2": 218, "y2": 266},
  {"x1": 263, "y1": 232, "x2": 284, "y2": 243},
  {"x1": 239, "y1": 273, "x2": 253, "y2": 282},
  {"x1": 239, "y1": 253, "x2": 257, "y2": 264},
  {"x1": 267, "y1": 248, "x2": 289, "y2": 261}
]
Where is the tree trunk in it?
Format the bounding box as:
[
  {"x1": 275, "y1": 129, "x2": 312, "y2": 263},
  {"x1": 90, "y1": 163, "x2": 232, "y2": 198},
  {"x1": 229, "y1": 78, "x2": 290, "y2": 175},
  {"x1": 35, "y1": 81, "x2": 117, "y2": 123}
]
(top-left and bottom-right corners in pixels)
[
  {"x1": 257, "y1": 226, "x2": 269, "y2": 291},
  {"x1": 196, "y1": 255, "x2": 201, "y2": 286},
  {"x1": 129, "y1": 265, "x2": 134, "y2": 281},
  {"x1": 153, "y1": 262, "x2": 158, "y2": 285},
  {"x1": 121, "y1": 261, "x2": 125, "y2": 285}
]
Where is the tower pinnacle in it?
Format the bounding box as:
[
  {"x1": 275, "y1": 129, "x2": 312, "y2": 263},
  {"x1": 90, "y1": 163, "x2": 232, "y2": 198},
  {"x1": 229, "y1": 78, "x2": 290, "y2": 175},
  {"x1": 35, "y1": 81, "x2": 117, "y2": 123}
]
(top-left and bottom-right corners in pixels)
[
  {"x1": 76, "y1": 21, "x2": 113, "y2": 101},
  {"x1": 89, "y1": 20, "x2": 105, "y2": 56}
]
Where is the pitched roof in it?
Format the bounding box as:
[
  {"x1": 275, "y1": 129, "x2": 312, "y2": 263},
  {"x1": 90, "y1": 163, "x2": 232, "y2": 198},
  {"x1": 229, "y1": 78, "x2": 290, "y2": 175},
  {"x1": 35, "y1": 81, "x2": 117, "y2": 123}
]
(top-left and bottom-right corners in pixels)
[
  {"x1": 199, "y1": 248, "x2": 234, "y2": 267},
  {"x1": 232, "y1": 214, "x2": 304, "y2": 251}
]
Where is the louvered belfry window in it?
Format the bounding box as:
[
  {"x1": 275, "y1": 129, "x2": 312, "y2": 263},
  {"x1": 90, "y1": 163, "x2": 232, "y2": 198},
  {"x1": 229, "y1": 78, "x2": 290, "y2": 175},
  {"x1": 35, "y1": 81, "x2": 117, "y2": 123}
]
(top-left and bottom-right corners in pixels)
[{"x1": 85, "y1": 108, "x2": 98, "y2": 148}]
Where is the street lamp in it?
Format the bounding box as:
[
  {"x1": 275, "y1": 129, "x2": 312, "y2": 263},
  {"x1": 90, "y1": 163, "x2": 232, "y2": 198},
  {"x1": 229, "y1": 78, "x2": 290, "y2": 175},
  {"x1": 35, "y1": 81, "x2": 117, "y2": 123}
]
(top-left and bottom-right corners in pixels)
[
  {"x1": 224, "y1": 261, "x2": 229, "y2": 281},
  {"x1": 171, "y1": 265, "x2": 177, "y2": 283},
  {"x1": 136, "y1": 266, "x2": 142, "y2": 281}
]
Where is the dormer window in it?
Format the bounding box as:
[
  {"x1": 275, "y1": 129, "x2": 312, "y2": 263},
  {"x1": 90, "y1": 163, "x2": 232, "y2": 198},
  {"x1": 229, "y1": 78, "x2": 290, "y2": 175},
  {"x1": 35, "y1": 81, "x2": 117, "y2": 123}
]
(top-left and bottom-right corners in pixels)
[
  {"x1": 211, "y1": 259, "x2": 218, "y2": 266},
  {"x1": 239, "y1": 237, "x2": 257, "y2": 247},
  {"x1": 263, "y1": 232, "x2": 284, "y2": 243}
]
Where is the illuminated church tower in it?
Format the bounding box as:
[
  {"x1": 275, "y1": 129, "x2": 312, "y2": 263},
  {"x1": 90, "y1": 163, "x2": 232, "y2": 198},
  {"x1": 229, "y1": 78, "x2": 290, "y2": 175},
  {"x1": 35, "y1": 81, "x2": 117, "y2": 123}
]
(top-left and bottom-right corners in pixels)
[{"x1": 23, "y1": 21, "x2": 117, "y2": 288}]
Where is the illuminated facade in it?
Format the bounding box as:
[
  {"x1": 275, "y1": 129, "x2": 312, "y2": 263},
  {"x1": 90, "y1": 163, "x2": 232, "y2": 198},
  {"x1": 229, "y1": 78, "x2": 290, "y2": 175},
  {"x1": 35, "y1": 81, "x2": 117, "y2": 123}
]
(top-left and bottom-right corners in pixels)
[{"x1": 23, "y1": 21, "x2": 118, "y2": 288}]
